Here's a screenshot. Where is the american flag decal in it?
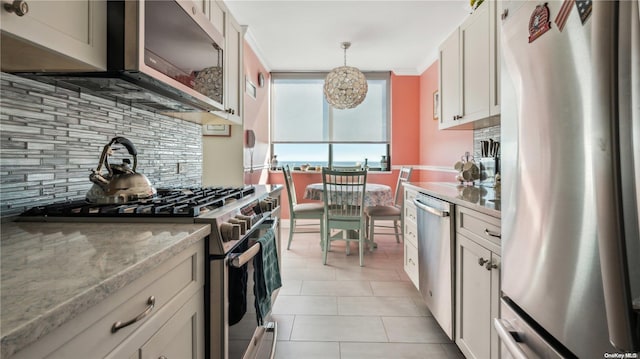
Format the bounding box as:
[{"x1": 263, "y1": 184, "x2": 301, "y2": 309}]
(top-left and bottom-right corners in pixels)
[
  {"x1": 575, "y1": 0, "x2": 592, "y2": 24},
  {"x1": 555, "y1": 0, "x2": 575, "y2": 31}
]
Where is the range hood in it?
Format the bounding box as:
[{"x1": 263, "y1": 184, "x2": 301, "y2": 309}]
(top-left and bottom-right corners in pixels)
[{"x1": 1, "y1": 0, "x2": 236, "y2": 126}]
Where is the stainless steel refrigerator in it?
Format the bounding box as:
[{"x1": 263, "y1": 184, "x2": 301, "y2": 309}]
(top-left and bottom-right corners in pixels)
[{"x1": 497, "y1": 1, "x2": 639, "y2": 358}]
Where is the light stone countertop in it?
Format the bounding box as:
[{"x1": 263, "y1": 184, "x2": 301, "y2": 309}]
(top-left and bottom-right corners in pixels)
[
  {"x1": 0, "y1": 221, "x2": 211, "y2": 358},
  {"x1": 405, "y1": 182, "x2": 501, "y2": 218}
]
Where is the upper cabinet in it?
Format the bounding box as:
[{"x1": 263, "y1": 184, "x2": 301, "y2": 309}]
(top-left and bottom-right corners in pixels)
[
  {"x1": 0, "y1": 0, "x2": 107, "y2": 71},
  {"x1": 439, "y1": 28, "x2": 461, "y2": 129},
  {"x1": 222, "y1": 14, "x2": 244, "y2": 124},
  {"x1": 489, "y1": 0, "x2": 502, "y2": 116},
  {"x1": 439, "y1": 0, "x2": 501, "y2": 130},
  {"x1": 204, "y1": 0, "x2": 244, "y2": 125}
]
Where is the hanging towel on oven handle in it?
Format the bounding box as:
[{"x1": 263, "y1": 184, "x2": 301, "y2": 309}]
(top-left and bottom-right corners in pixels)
[
  {"x1": 228, "y1": 260, "x2": 248, "y2": 326},
  {"x1": 253, "y1": 228, "x2": 282, "y2": 326}
]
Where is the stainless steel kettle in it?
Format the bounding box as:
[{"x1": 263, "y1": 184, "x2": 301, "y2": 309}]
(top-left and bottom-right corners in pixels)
[{"x1": 86, "y1": 137, "x2": 157, "y2": 204}]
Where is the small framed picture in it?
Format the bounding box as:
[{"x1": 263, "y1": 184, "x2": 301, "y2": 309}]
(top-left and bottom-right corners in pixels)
[
  {"x1": 433, "y1": 90, "x2": 440, "y2": 121},
  {"x1": 203, "y1": 124, "x2": 231, "y2": 137},
  {"x1": 245, "y1": 77, "x2": 257, "y2": 99}
]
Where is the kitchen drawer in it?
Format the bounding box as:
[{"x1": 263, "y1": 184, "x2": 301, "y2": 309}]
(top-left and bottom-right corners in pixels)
[
  {"x1": 13, "y1": 241, "x2": 204, "y2": 359},
  {"x1": 404, "y1": 241, "x2": 419, "y2": 289},
  {"x1": 405, "y1": 188, "x2": 418, "y2": 207},
  {"x1": 456, "y1": 206, "x2": 501, "y2": 250},
  {"x1": 404, "y1": 217, "x2": 418, "y2": 248},
  {"x1": 404, "y1": 203, "x2": 417, "y2": 225}
]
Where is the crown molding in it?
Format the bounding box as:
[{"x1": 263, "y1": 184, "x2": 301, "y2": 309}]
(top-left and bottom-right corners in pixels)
[{"x1": 242, "y1": 26, "x2": 272, "y2": 73}]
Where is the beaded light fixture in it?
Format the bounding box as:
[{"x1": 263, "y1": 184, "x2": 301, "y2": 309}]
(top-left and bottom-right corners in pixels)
[
  {"x1": 194, "y1": 43, "x2": 223, "y2": 104},
  {"x1": 323, "y1": 42, "x2": 368, "y2": 109}
]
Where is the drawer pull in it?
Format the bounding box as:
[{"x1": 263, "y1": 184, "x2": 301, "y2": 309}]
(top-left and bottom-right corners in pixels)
[
  {"x1": 484, "y1": 229, "x2": 501, "y2": 238},
  {"x1": 3, "y1": 0, "x2": 28, "y2": 16},
  {"x1": 111, "y1": 296, "x2": 155, "y2": 333}
]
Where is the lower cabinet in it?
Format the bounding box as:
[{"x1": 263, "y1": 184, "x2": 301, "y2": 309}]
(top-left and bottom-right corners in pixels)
[
  {"x1": 403, "y1": 187, "x2": 419, "y2": 289},
  {"x1": 12, "y1": 240, "x2": 205, "y2": 359},
  {"x1": 455, "y1": 207, "x2": 501, "y2": 359},
  {"x1": 113, "y1": 289, "x2": 204, "y2": 359}
]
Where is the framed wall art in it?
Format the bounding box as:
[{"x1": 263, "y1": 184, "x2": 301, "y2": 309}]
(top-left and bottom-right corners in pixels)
[
  {"x1": 245, "y1": 76, "x2": 257, "y2": 99},
  {"x1": 203, "y1": 124, "x2": 231, "y2": 137}
]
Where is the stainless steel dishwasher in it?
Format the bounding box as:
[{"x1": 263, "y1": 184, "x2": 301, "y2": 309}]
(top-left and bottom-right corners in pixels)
[{"x1": 414, "y1": 193, "x2": 455, "y2": 340}]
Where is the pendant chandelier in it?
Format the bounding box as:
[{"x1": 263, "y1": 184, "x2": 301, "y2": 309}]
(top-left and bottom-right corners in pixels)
[{"x1": 323, "y1": 42, "x2": 368, "y2": 110}]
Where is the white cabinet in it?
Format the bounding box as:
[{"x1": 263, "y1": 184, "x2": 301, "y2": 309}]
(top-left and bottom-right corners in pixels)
[
  {"x1": 460, "y1": 3, "x2": 490, "y2": 122},
  {"x1": 403, "y1": 188, "x2": 419, "y2": 289},
  {"x1": 489, "y1": 0, "x2": 502, "y2": 116},
  {"x1": 208, "y1": 1, "x2": 225, "y2": 39},
  {"x1": 439, "y1": 28, "x2": 461, "y2": 129},
  {"x1": 439, "y1": 0, "x2": 501, "y2": 130},
  {"x1": 137, "y1": 290, "x2": 204, "y2": 359},
  {"x1": 0, "y1": 0, "x2": 106, "y2": 71},
  {"x1": 205, "y1": 1, "x2": 244, "y2": 125},
  {"x1": 12, "y1": 241, "x2": 205, "y2": 359},
  {"x1": 455, "y1": 206, "x2": 501, "y2": 359},
  {"x1": 223, "y1": 14, "x2": 244, "y2": 124}
]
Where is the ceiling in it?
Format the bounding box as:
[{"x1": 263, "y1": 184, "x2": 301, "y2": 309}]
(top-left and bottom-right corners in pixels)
[{"x1": 223, "y1": 1, "x2": 472, "y2": 75}]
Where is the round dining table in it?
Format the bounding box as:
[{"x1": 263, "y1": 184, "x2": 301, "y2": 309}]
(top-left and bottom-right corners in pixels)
[{"x1": 303, "y1": 183, "x2": 393, "y2": 207}]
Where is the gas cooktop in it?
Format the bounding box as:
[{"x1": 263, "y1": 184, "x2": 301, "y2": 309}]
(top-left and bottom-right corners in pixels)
[{"x1": 20, "y1": 186, "x2": 256, "y2": 218}]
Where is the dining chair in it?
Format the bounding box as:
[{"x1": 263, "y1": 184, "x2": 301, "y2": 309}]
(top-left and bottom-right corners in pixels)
[
  {"x1": 331, "y1": 164, "x2": 362, "y2": 171},
  {"x1": 321, "y1": 168, "x2": 369, "y2": 266},
  {"x1": 282, "y1": 165, "x2": 324, "y2": 250},
  {"x1": 364, "y1": 167, "x2": 413, "y2": 246}
]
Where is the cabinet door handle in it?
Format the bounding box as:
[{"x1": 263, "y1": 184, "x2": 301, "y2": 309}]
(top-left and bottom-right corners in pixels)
[
  {"x1": 485, "y1": 228, "x2": 501, "y2": 238},
  {"x1": 111, "y1": 296, "x2": 155, "y2": 333},
  {"x1": 3, "y1": 0, "x2": 28, "y2": 16},
  {"x1": 501, "y1": 8, "x2": 509, "y2": 20},
  {"x1": 478, "y1": 257, "x2": 489, "y2": 266},
  {"x1": 486, "y1": 261, "x2": 498, "y2": 271}
]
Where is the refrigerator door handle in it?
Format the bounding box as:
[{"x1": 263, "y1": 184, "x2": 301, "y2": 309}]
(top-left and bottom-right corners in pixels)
[
  {"x1": 591, "y1": 0, "x2": 640, "y2": 351},
  {"x1": 493, "y1": 318, "x2": 528, "y2": 359}
]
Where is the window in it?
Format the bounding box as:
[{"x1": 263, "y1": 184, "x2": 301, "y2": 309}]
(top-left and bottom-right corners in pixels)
[{"x1": 271, "y1": 72, "x2": 390, "y2": 170}]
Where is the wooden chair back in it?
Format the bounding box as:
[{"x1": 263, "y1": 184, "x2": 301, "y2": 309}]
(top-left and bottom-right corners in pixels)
[{"x1": 393, "y1": 167, "x2": 413, "y2": 207}]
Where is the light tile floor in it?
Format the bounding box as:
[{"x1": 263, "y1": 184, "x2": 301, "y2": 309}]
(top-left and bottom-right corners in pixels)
[{"x1": 272, "y1": 220, "x2": 465, "y2": 359}]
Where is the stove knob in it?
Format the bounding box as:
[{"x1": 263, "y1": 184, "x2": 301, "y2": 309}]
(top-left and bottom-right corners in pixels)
[
  {"x1": 236, "y1": 214, "x2": 254, "y2": 228},
  {"x1": 220, "y1": 223, "x2": 241, "y2": 242},
  {"x1": 228, "y1": 218, "x2": 246, "y2": 234}
]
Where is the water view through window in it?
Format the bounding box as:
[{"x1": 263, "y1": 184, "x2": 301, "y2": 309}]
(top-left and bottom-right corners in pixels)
[{"x1": 273, "y1": 143, "x2": 388, "y2": 169}]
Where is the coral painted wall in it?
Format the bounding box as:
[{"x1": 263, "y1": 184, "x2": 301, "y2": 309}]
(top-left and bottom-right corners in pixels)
[
  {"x1": 391, "y1": 74, "x2": 421, "y2": 166},
  {"x1": 418, "y1": 61, "x2": 473, "y2": 181},
  {"x1": 243, "y1": 41, "x2": 271, "y2": 185}
]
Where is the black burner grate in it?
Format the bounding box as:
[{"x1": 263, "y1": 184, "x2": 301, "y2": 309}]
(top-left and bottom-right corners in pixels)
[{"x1": 21, "y1": 186, "x2": 256, "y2": 218}]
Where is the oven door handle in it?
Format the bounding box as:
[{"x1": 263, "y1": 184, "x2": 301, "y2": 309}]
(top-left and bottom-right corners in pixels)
[
  {"x1": 229, "y1": 242, "x2": 261, "y2": 268},
  {"x1": 266, "y1": 321, "x2": 278, "y2": 359}
]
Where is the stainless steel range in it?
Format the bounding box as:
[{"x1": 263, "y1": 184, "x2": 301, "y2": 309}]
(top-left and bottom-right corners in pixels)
[{"x1": 19, "y1": 184, "x2": 283, "y2": 359}]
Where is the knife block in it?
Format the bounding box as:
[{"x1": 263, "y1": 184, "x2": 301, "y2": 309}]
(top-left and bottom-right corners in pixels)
[{"x1": 479, "y1": 157, "x2": 499, "y2": 187}]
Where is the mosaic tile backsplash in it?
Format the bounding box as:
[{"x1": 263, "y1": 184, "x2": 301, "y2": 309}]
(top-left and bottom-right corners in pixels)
[{"x1": 0, "y1": 73, "x2": 203, "y2": 217}]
